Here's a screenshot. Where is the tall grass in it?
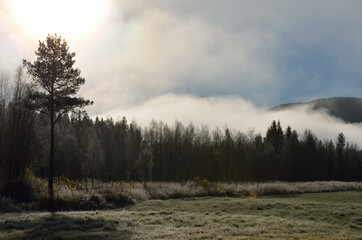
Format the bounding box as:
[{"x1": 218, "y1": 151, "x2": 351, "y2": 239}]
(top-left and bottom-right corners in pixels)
[{"x1": 6, "y1": 170, "x2": 362, "y2": 211}]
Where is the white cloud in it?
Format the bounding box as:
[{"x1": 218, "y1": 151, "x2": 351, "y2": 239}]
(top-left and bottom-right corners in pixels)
[
  {"x1": 76, "y1": 0, "x2": 362, "y2": 114},
  {"x1": 102, "y1": 93, "x2": 362, "y2": 146},
  {"x1": 1, "y1": 0, "x2": 362, "y2": 144},
  {"x1": 78, "y1": 4, "x2": 282, "y2": 113}
]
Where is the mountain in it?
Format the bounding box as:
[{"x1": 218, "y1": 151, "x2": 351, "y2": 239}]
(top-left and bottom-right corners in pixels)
[{"x1": 271, "y1": 97, "x2": 362, "y2": 123}]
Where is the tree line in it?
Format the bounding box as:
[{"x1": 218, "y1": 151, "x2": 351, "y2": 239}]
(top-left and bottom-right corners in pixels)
[
  {"x1": 1, "y1": 34, "x2": 362, "y2": 200},
  {"x1": 50, "y1": 115, "x2": 360, "y2": 182},
  {"x1": 1, "y1": 75, "x2": 361, "y2": 187}
]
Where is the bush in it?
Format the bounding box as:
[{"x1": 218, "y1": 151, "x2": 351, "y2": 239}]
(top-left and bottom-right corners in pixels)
[
  {"x1": 193, "y1": 177, "x2": 211, "y2": 191},
  {"x1": 225, "y1": 185, "x2": 237, "y2": 196},
  {"x1": 4, "y1": 171, "x2": 362, "y2": 212},
  {"x1": 54, "y1": 175, "x2": 82, "y2": 191},
  {"x1": 86, "y1": 194, "x2": 107, "y2": 210},
  {"x1": 211, "y1": 183, "x2": 226, "y2": 196},
  {"x1": 0, "y1": 196, "x2": 21, "y2": 212},
  {"x1": 101, "y1": 189, "x2": 135, "y2": 206},
  {"x1": 24, "y1": 167, "x2": 48, "y2": 201}
]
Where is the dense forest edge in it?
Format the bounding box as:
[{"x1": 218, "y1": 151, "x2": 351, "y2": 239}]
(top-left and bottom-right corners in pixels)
[
  {"x1": 1, "y1": 34, "x2": 362, "y2": 211},
  {"x1": 1, "y1": 69, "x2": 362, "y2": 211}
]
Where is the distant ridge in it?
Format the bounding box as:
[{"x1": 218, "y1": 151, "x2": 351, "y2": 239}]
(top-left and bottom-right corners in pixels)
[{"x1": 271, "y1": 97, "x2": 362, "y2": 123}]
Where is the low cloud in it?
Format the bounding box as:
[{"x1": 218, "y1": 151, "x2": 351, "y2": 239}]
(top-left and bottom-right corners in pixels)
[
  {"x1": 77, "y1": 2, "x2": 282, "y2": 109},
  {"x1": 76, "y1": 0, "x2": 362, "y2": 114},
  {"x1": 100, "y1": 94, "x2": 362, "y2": 146},
  {"x1": 1, "y1": 0, "x2": 362, "y2": 145}
]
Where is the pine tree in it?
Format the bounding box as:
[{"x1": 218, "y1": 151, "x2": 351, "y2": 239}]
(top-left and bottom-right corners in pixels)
[
  {"x1": 23, "y1": 34, "x2": 92, "y2": 206},
  {"x1": 266, "y1": 120, "x2": 284, "y2": 154},
  {"x1": 336, "y1": 132, "x2": 346, "y2": 179}
]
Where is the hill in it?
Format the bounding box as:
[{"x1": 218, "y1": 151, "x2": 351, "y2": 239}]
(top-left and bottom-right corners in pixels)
[{"x1": 271, "y1": 97, "x2": 362, "y2": 123}]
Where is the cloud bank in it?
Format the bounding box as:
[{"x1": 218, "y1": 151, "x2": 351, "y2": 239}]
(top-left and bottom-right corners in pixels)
[
  {"x1": 105, "y1": 93, "x2": 362, "y2": 146},
  {"x1": 1, "y1": 1, "x2": 362, "y2": 144},
  {"x1": 74, "y1": 0, "x2": 362, "y2": 113}
]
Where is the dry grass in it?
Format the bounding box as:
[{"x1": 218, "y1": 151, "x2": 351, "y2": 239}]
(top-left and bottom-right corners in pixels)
[
  {"x1": 1, "y1": 191, "x2": 361, "y2": 240},
  {"x1": 16, "y1": 170, "x2": 362, "y2": 211},
  {"x1": 87, "y1": 180, "x2": 362, "y2": 201},
  {"x1": 230, "y1": 181, "x2": 362, "y2": 196}
]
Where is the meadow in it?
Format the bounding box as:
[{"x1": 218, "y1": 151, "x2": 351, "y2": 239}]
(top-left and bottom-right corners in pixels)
[
  {"x1": 2, "y1": 171, "x2": 362, "y2": 211},
  {"x1": 1, "y1": 191, "x2": 361, "y2": 240}
]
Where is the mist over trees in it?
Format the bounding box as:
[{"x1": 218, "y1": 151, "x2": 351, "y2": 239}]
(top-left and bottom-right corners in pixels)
[
  {"x1": 1, "y1": 75, "x2": 361, "y2": 190},
  {"x1": 1, "y1": 36, "x2": 362, "y2": 201}
]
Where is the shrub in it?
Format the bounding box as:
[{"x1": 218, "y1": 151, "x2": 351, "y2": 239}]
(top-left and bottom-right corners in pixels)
[
  {"x1": 85, "y1": 194, "x2": 108, "y2": 210},
  {"x1": 101, "y1": 189, "x2": 135, "y2": 206},
  {"x1": 24, "y1": 167, "x2": 48, "y2": 201},
  {"x1": 212, "y1": 183, "x2": 226, "y2": 196},
  {"x1": 193, "y1": 177, "x2": 211, "y2": 191},
  {"x1": 224, "y1": 185, "x2": 237, "y2": 196},
  {"x1": 54, "y1": 174, "x2": 82, "y2": 191},
  {"x1": 0, "y1": 196, "x2": 21, "y2": 212},
  {"x1": 248, "y1": 191, "x2": 258, "y2": 199},
  {"x1": 5, "y1": 170, "x2": 362, "y2": 212}
]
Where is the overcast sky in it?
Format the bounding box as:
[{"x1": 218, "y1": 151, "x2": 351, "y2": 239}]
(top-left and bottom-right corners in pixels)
[{"x1": 1, "y1": 0, "x2": 362, "y2": 143}]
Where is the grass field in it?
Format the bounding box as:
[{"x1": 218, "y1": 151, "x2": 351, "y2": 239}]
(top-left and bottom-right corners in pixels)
[{"x1": 0, "y1": 191, "x2": 361, "y2": 240}]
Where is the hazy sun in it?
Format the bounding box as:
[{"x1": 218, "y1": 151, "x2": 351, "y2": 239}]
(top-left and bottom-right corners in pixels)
[{"x1": 10, "y1": 0, "x2": 110, "y2": 41}]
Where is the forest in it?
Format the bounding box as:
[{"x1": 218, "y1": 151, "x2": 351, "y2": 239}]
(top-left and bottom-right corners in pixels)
[
  {"x1": 1, "y1": 67, "x2": 362, "y2": 195},
  {"x1": 2, "y1": 3, "x2": 362, "y2": 239},
  {"x1": 1, "y1": 34, "x2": 362, "y2": 208}
]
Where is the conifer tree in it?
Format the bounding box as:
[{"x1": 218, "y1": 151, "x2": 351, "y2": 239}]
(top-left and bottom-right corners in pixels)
[
  {"x1": 336, "y1": 132, "x2": 346, "y2": 179},
  {"x1": 23, "y1": 34, "x2": 92, "y2": 205}
]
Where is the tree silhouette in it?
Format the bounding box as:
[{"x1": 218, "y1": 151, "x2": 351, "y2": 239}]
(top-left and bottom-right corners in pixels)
[
  {"x1": 265, "y1": 120, "x2": 284, "y2": 154},
  {"x1": 336, "y1": 132, "x2": 346, "y2": 178},
  {"x1": 23, "y1": 34, "x2": 92, "y2": 206},
  {"x1": 136, "y1": 143, "x2": 154, "y2": 188},
  {"x1": 84, "y1": 129, "x2": 104, "y2": 190}
]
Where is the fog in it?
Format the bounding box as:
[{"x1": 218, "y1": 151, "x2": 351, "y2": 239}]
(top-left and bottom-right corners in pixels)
[
  {"x1": 1, "y1": 0, "x2": 362, "y2": 145},
  {"x1": 76, "y1": 0, "x2": 362, "y2": 109},
  {"x1": 102, "y1": 93, "x2": 362, "y2": 146}
]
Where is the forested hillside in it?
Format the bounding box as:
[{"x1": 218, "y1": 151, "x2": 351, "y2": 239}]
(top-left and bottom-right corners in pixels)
[{"x1": 271, "y1": 97, "x2": 362, "y2": 123}]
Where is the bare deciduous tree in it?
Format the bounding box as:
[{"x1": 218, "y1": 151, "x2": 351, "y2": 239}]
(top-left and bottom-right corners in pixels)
[
  {"x1": 83, "y1": 129, "x2": 104, "y2": 191},
  {"x1": 136, "y1": 144, "x2": 154, "y2": 188}
]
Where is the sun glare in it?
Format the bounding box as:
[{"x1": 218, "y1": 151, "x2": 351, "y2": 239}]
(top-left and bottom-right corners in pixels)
[{"x1": 10, "y1": 0, "x2": 109, "y2": 42}]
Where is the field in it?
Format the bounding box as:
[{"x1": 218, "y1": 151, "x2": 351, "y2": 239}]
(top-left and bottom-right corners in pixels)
[{"x1": 1, "y1": 191, "x2": 361, "y2": 240}]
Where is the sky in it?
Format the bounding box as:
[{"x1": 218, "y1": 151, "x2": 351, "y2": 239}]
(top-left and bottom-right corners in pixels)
[{"x1": 1, "y1": 0, "x2": 362, "y2": 144}]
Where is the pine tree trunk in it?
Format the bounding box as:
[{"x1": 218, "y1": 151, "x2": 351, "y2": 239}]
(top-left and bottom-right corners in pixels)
[
  {"x1": 85, "y1": 177, "x2": 88, "y2": 192},
  {"x1": 49, "y1": 114, "x2": 55, "y2": 210}
]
